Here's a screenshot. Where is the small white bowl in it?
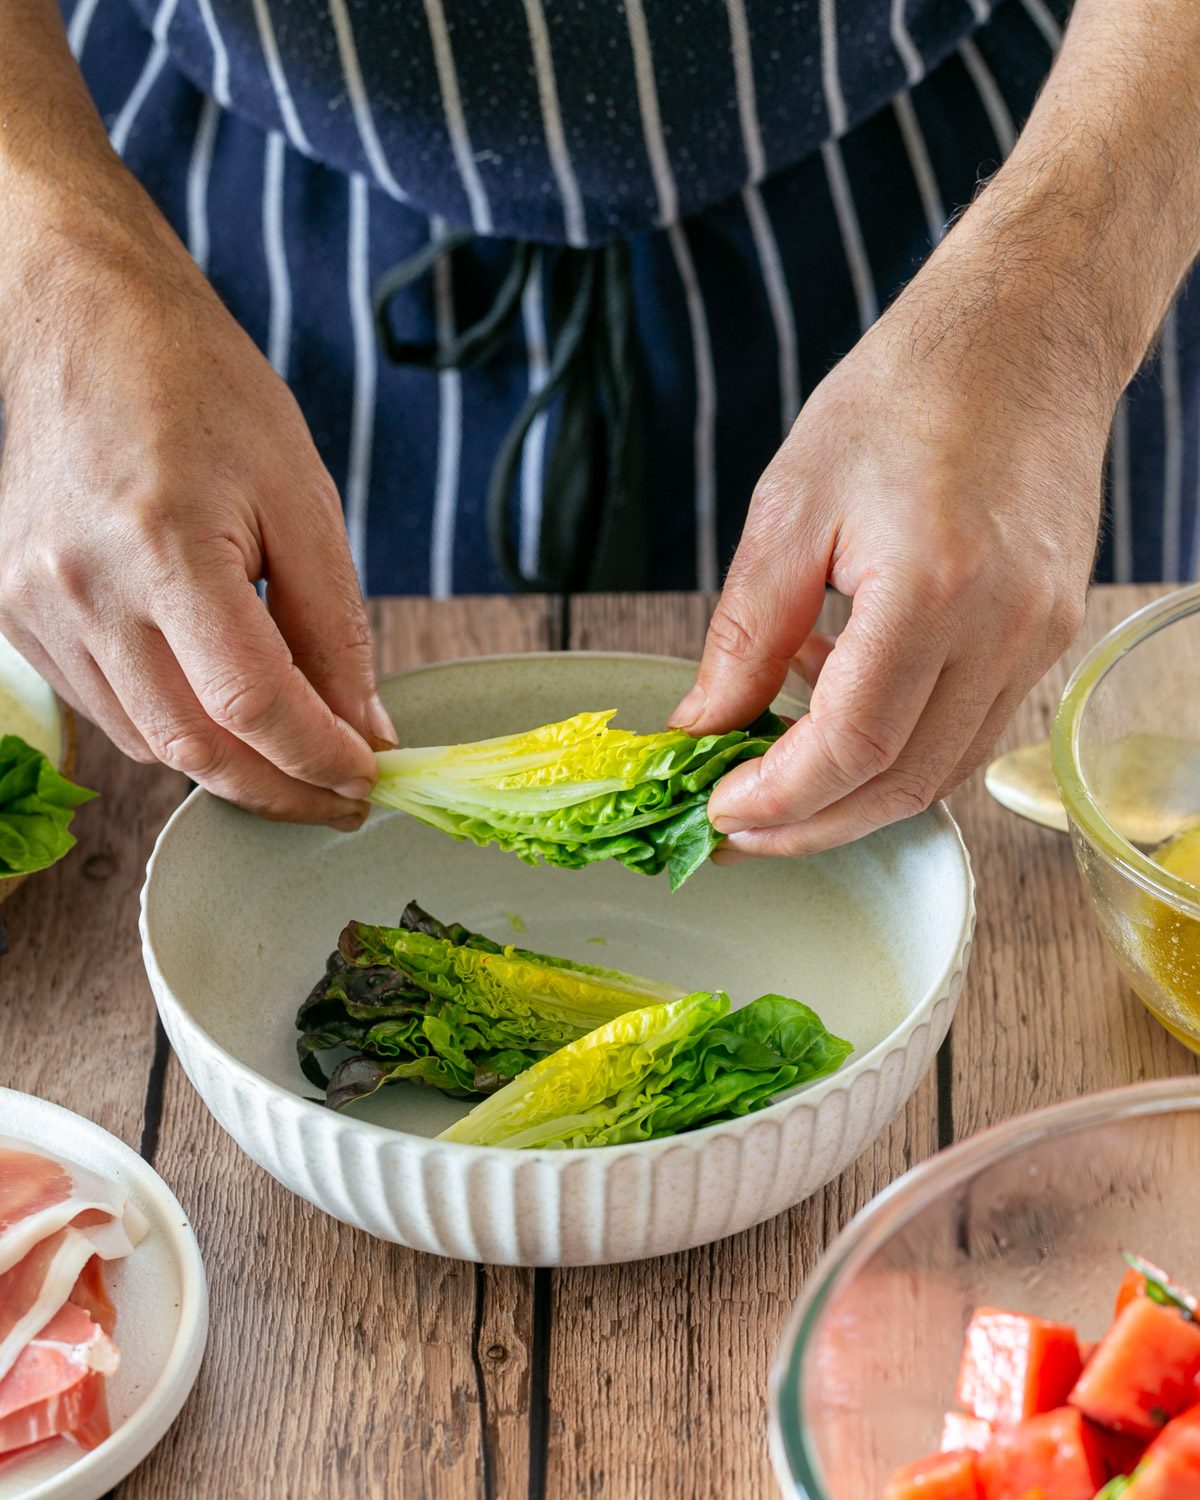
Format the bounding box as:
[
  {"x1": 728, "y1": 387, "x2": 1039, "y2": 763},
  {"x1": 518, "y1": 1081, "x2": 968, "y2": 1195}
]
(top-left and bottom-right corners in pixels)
[{"x1": 140, "y1": 653, "x2": 975, "y2": 1266}]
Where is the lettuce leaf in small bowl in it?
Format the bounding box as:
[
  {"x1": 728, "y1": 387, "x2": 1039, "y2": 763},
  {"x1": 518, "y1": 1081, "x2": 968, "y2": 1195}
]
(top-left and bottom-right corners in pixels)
[
  {"x1": 0, "y1": 735, "x2": 97, "y2": 878},
  {"x1": 437, "y1": 990, "x2": 853, "y2": 1149},
  {"x1": 369, "y1": 709, "x2": 787, "y2": 890}
]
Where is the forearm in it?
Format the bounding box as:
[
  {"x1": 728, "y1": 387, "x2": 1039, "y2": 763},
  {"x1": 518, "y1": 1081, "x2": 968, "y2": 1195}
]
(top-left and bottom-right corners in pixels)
[
  {"x1": 917, "y1": 0, "x2": 1200, "y2": 414},
  {"x1": 0, "y1": 0, "x2": 132, "y2": 218},
  {"x1": 0, "y1": 1, "x2": 171, "y2": 360}
]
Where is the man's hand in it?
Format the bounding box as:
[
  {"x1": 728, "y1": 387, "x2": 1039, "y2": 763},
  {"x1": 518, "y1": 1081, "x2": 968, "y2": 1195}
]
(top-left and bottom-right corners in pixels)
[
  {"x1": 0, "y1": 0, "x2": 394, "y2": 826},
  {"x1": 673, "y1": 0, "x2": 1200, "y2": 861}
]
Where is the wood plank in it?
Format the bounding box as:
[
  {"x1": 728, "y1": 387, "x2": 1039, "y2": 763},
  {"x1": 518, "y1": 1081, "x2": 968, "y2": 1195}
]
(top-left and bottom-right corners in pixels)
[
  {"x1": 948, "y1": 584, "x2": 1200, "y2": 1140},
  {"x1": 551, "y1": 592, "x2": 938, "y2": 1500},
  {"x1": 0, "y1": 722, "x2": 185, "y2": 1146},
  {"x1": 122, "y1": 597, "x2": 558, "y2": 1500}
]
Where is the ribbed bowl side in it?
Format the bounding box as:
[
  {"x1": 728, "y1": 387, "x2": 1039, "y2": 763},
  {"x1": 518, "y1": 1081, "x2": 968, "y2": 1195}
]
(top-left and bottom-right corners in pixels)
[{"x1": 148, "y1": 934, "x2": 969, "y2": 1267}]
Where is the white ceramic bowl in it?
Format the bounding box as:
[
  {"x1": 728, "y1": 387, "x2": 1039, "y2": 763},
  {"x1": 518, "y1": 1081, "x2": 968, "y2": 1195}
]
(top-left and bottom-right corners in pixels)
[{"x1": 140, "y1": 653, "x2": 975, "y2": 1266}]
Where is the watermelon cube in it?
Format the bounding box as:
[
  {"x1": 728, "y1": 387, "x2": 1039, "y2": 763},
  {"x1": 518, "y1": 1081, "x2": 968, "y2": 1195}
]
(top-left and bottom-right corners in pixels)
[
  {"x1": 976, "y1": 1407, "x2": 1106, "y2": 1500},
  {"x1": 956, "y1": 1309, "x2": 1083, "y2": 1424},
  {"x1": 885, "y1": 1448, "x2": 982, "y2": 1500},
  {"x1": 1071, "y1": 1298, "x2": 1200, "y2": 1438}
]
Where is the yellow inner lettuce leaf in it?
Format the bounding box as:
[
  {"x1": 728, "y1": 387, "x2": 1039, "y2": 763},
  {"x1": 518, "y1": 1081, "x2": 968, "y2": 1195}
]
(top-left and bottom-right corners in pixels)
[{"x1": 369, "y1": 709, "x2": 788, "y2": 889}]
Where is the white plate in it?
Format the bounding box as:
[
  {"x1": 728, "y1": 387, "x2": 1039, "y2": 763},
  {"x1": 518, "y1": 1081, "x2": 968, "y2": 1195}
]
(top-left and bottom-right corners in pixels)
[
  {"x1": 0, "y1": 1092, "x2": 207, "y2": 1500},
  {"x1": 142, "y1": 653, "x2": 975, "y2": 1265}
]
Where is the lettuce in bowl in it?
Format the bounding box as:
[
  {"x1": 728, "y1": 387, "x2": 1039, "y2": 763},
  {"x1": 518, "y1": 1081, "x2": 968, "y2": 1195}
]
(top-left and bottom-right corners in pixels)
[
  {"x1": 438, "y1": 989, "x2": 853, "y2": 1149},
  {"x1": 298, "y1": 901, "x2": 684, "y2": 1110},
  {"x1": 369, "y1": 709, "x2": 786, "y2": 889}
]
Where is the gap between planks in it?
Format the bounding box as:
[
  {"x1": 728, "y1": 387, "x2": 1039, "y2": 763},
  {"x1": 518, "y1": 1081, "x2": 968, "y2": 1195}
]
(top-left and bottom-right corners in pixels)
[{"x1": 116, "y1": 597, "x2": 558, "y2": 1500}]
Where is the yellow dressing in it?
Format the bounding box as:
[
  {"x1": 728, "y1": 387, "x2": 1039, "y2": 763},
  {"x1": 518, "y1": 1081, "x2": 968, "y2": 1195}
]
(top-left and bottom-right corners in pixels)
[{"x1": 1129, "y1": 825, "x2": 1200, "y2": 1048}]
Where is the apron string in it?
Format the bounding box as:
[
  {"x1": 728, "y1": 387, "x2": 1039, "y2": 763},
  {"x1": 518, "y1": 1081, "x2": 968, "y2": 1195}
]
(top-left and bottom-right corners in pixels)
[{"x1": 373, "y1": 232, "x2": 648, "y2": 594}]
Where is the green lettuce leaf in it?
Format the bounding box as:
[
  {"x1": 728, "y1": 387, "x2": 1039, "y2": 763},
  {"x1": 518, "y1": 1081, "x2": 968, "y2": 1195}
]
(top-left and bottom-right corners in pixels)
[
  {"x1": 370, "y1": 709, "x2": 787, "y2": 889},
  {"x1": 297, "y1": 901, "x2": 683, "y2": 1108},
  {"x1": 0, "y1": 735, "x2": 97, "y2": 878},
  {"x1": 438, "y1": 990, "x2": 853, "y2": 1149}
]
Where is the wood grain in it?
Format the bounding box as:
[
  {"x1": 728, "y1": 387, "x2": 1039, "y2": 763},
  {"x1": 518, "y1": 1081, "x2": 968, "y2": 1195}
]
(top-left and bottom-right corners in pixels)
[
  {"x1": 120, "y1": 598, "x2": 557, "y2": 1500},
  {"x1": 0, "y1": 722, "x2": 185, "y2": 1146},
  {"x1": 552, "y1": 593, "x2": 937, "y2": 1500},
  {"x1": 550, "y1": 587, "x2": 1198, "y2": 1500},
  {"x1": 4, "y1": 587, "x2": 1195, "y2": 1500}
]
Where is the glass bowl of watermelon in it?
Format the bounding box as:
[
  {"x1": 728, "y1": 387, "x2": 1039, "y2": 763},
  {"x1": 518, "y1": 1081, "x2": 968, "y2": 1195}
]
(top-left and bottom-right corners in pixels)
[{"x1": 769, "y1": 1077, "x2": 1200, "y2": 1499}]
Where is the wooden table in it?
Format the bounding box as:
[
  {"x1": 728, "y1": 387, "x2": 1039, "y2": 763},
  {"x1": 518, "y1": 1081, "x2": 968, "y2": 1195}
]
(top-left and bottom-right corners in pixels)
[{"x1": 2, "y1": 585, "x2": 1197, "y2": 1500}]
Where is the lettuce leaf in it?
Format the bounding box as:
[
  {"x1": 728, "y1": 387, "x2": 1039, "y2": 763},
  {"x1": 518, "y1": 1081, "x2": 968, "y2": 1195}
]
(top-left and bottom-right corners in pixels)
[
  {"x1": 0, "y1": 735, "x2": 97, "y2": 878},
  {"x1": 297, "y1": 900, "x2": 683, "y2": 1108},
  {"x1": 438, "y1": 990, "x2": 853, "y2": 1149},
  {"x1": 370, "y1": 709, "x2": 787, "y2": 889}
]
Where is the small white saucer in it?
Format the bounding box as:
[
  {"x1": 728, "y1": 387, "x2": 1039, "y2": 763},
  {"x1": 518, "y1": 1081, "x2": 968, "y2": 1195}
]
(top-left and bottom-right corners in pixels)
[{"x1": 0, "y1": 1091, "x2": 207, "y2": 1499}]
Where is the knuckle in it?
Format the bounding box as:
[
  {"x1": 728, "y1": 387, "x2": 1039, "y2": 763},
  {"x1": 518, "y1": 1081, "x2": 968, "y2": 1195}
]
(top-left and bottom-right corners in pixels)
[
  {"x1": 1047, "y1": 593, "x2": 1086, "y2": 654},
  {"x1": 37, "y1": 546, "x2": 92, "y2": 607},
  {"x1": 312, "y1": 615, "x2": 374, "y2": 678},
  {"x1": 705, "y1": 600, "x2": 761, "y2": 668},
  {"x1": 124, "y1": 740, "x2": 159, "y2": 766},
  {"x1": 145, "y1": 724, "x2": 226, "y2": 780},
  {"x1": 747, "y1": 472, "x2": 791, "y2": 519},
  {"x1": 128, "y1": 501, "x2": 181, "y2": 566},
  {"x1": 811, "y1": 711, "x2": 907, "y2": 783},
  {"x1": 0, "y1": 555, "x2": 18, "y2": 605},
  {"x1": 202, "y1": 669, "x2": 288, "y2": 738},
  {"x1": 736, "y1": 753, "x2": 794, "y2": 824},
  {"x1": 876, "y1": 769, "x2": 938, "y2": 821},
  {"x1": 916, "y1": 541, "x2": 987, "y2": 613},
  {"x1": 344, "y1": 614, "x2": 375, "y2": 658}
]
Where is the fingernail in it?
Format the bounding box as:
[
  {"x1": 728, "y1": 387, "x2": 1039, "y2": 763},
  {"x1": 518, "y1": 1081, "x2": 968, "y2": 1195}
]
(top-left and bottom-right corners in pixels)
[
  {"x1": 366, "y1": 693, "x2": 398, "y2": 749},
  {"x1": 328, "y1": 812, "x2": 367, "y2": 833},
  {"x1": 669, "y1": 683, "x2": 707, "y2": 730},
  {"x1": 334, "y1": 777, "x2": 374, "y2": 801},
  {"x1": 711, "y1": 815, "x2": 749, "y2": 835}
]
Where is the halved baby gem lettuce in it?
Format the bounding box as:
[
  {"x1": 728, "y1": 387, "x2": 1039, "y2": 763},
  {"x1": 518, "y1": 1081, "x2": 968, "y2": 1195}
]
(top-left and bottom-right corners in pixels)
[
  {"x1": 438, "y1": 990, "x2": 853, "y2": 1149},
  {"x1": 369, "y1": 709, "x2": 787, "y2": 889}
]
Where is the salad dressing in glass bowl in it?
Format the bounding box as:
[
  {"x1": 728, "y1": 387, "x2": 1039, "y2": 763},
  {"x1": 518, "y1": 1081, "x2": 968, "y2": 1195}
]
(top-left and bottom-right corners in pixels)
[
  {"x1": 1133, "y1": 823, "x2": 1200, "y2": 1045},
  {"x1": 1053, "y1": 586, "x2": 1200, "y2": 1050}
]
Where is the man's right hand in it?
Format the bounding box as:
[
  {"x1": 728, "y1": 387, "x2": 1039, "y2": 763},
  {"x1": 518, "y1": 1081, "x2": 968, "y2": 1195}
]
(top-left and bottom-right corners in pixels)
[{"x1": 0, "y1": 0, "x2": 393, "y2": 827}]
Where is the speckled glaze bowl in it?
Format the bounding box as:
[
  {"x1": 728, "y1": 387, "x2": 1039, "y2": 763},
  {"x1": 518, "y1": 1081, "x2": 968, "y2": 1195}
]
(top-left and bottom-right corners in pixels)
[{"x1": 140, "y1": 654, "x2": 975, "y2": 1266}]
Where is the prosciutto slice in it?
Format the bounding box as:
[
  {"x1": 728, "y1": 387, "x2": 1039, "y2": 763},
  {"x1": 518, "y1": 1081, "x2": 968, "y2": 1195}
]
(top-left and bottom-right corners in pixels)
[
  {"x1": 0, "y1": 1140, "x2": 146, "y2": 1277},
  {"x1": 0, "y1": 1301, "x2": 117, "y2": 1455},
  {"x1": 0, "y1": 1138, "x2": 145, "y2": 1464},
  {"x1": 69, "y1": 1258, "x2": 116, "y2": 1338}
]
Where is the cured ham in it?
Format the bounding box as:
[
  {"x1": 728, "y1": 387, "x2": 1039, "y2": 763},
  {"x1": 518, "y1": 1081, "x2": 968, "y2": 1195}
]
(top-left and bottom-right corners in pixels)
[
  {"x1": 0, "y1": 1138, "x2": 149, "y2": 1464},
  {"x1": 0, "y1": 1301, "x2": 117, "y2": 1455},
  {"x1": 69, "y1": 1258, "x2": 116, "y2": 1338},
  {"x1": 0, "y1": 1139, "x2": 146, "y2": 1276},
  {"x1": 0, "y1": 1226, "x2": 126, "y2": 1383}
]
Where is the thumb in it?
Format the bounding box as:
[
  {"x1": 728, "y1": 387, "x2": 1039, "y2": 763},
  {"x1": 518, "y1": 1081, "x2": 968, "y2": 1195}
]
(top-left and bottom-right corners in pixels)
[
  {"x1": 261, "y1": 478, "x2": 398, "y2": 751},
  {"x1": 669, "y1": 546, "x2": 828, "y2": 735}
]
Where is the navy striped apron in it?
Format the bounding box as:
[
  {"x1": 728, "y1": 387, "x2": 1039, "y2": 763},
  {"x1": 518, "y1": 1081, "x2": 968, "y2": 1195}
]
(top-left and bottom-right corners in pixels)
[{"x1": 64, "y1": 0, "x2": 1200, "y2": 594}]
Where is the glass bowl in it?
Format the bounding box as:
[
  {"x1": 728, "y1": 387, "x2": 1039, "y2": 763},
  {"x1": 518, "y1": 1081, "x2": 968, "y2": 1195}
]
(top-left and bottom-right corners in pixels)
[
  {"x1": 769, "y1": 1079, "x2": 1200, "y2": 1499},
  {"x1": 1052, "y1": 584, "x2": 1200, "y2": 1050}
]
